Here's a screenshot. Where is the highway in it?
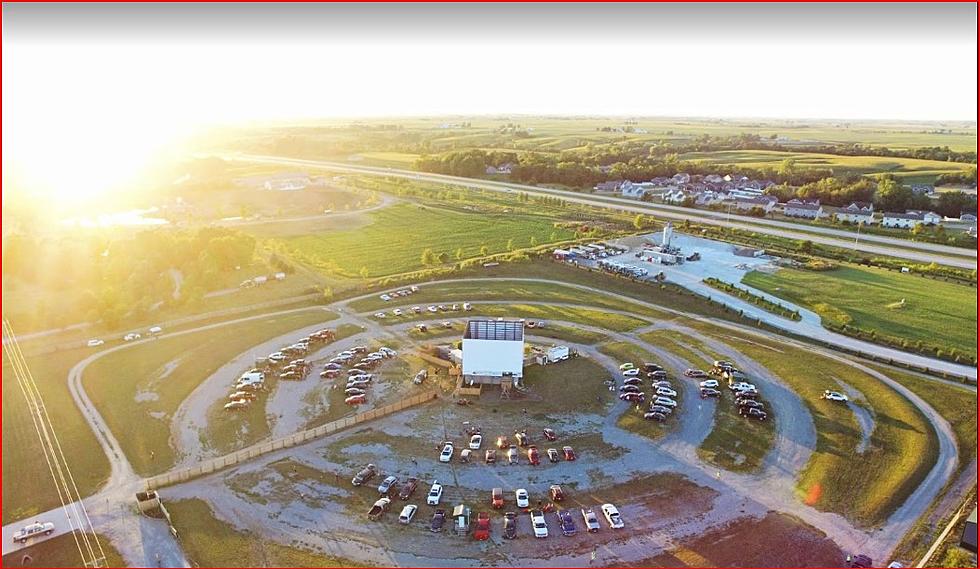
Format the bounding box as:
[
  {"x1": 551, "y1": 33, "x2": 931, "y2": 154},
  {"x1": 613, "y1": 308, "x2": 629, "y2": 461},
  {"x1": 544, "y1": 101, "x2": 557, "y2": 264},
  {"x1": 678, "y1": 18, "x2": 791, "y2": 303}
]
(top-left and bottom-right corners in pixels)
[{"x1": 226, "y1": 154, "x2": 977, "y2": 269}]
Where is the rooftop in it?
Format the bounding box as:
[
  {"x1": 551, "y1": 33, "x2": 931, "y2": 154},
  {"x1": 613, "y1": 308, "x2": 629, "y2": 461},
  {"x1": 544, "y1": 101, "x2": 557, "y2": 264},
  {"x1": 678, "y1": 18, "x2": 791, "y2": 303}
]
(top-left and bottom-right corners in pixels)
[{"x1": 464, "y1": 319, "x2": 525, "y2": 341}]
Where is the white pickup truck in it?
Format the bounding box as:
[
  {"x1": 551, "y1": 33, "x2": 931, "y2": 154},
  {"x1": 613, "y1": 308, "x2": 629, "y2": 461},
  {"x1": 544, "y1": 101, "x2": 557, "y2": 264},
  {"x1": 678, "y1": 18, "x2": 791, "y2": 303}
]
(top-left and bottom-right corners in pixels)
[{"x1": 13, "y1": 521, "x2": 54, "y2": 543}]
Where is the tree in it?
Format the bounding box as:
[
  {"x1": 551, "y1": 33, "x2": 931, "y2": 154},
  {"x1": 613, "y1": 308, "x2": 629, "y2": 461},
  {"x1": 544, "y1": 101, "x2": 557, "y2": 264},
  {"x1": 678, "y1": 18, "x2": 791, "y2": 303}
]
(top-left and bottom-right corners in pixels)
[
  {"x1": 633, "y1": 214, "x2": 644, "y2": 230},
  {"x1": 797, "y1": 240, "x2": 814, "y2": 254},
  {"x1": 911, "y1": 223, "x2": 925, "y2": 237},
  {"x1": 420, "y1": 248, "x2": 435, "y2": 266},
  {"x1": 529, "y1": 236, "x2": 538, "y2": 247},
  {"x1": 506, "y1": 239, "x2": 514, "y2": 251},
  {"x1": 480, "y1": 245, "x2": 489, "y2": 256}
]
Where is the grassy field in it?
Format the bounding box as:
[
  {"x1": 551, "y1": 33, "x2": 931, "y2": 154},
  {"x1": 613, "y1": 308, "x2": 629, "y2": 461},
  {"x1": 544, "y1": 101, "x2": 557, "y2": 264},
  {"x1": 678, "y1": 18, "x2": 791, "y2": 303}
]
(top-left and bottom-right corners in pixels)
[
  {"x1": 526, "y1": 323, "x2": 609, "y2": 345},
  {"x1": 2, "y1": 347, "x2": 111, "y2": 521},
  {"x1": 742, "y1": 266, "x2": 977, "y2": 359},
  {"x1": 350, "y1": 279, "x2": 669, "y2": 319},
  {"x1": 83, "y1": 309, "x2": 339, "y2": 476},
  {"x1": 697, "y1": 326, "x2": 938, "y2": 527},
  {"x1": 0, "y1": 533, "x2": 125, "y2": 568},
  {"x1": 376, "y1": 303, "x2": 649, "y2": 332},
  {"x1": 167, "y1": 498, "x2": 365, "y2": 567},
  {"x1": 269, "y1": 202, "x2": 579, "y2": 279},
  {"x1": 680, "y1": 149, "x2": 975, "y2": 181},
  {"x1": 522, "y1": 356, "x2": 611, "y2": 414}
]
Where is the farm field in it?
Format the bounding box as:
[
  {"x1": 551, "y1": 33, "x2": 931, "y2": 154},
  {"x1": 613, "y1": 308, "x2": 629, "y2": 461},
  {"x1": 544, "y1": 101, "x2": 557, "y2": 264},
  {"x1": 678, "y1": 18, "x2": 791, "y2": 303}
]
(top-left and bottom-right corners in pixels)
[
  {"x1": 742, "y1": 266, "x2": 978, "y2": 359},
  {"x1": 268, "y1": 202, "x2": 580, "y2": 279},
  {"x1": 83, "y1": 309, "x2": 339, "y2": 476},
  {"x1": 697, "y1": 327, "x2": 938, "y2": 527}
]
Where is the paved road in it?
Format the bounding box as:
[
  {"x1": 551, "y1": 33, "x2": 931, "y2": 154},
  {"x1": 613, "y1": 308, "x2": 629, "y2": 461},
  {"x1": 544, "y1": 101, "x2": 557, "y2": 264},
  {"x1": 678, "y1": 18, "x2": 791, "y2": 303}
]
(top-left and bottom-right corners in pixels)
[{"x1": 224, "y1": 154, "x2": 977, "y2": 269}]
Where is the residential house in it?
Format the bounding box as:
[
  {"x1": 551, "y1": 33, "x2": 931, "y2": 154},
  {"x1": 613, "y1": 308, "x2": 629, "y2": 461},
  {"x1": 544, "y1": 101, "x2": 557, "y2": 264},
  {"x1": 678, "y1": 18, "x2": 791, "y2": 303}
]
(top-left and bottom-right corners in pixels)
[
  {"x1": 485, "y1": 162, "x2": 514, "y2": 175},
  {"x1": 782, "y1": 199, "x2": 827, "y2": 219},
  {"x1": 910, "y1": 184, "x2": 935, "y2": 196},
  {"x1": 881, "y1": 211, "x2": 926, "y2": 229},
  {"x1": 905, "y1": 210, "x2": 943, "y2": 225},
  {"x1": 671, "y1": 173, "x2": 691, "y2": 185},
  {"x1": 621, "y1": 181, "x2": 655, "y2": 199},
  {"x1": 593, "y1": 180, "x2": 624, "y2": 192},
  {"x1": 835, "y1": 202, "x2": 875, "y2": 224},
  {"x1": 959, "y1": 213, "x2": 977, "y2": 223},
  {"x1": 732, "y1": 195, "x2": 778, "y2": 213}
]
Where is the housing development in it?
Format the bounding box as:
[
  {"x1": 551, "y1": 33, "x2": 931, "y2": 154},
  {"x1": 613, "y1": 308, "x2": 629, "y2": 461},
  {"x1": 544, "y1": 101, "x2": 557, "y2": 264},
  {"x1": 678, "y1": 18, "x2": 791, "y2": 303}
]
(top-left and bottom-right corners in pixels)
[{"x1": 1, "y1": 3, "x2": 977, "y2": 569}]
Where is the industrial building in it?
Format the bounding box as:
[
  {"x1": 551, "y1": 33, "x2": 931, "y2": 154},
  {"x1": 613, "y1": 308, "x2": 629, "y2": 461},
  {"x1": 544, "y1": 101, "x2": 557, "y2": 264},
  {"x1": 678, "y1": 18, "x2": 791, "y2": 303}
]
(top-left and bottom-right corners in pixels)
[{"x1": 461, "y1": 319, "x2": 525, "y2": 387}]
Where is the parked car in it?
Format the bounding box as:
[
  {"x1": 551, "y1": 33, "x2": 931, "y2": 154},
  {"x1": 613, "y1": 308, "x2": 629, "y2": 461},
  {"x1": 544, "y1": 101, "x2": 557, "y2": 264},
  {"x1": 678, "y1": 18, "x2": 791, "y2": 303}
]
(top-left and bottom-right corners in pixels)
[
  {"x1": 557, "y1": 509, "x2": 577, "y2": 536},
  {"x1": 514, "y1": 430, "x2": 530, "y2": 447},
  {"x1": 699, "y1": 387, "x2": 721, "y2": 398},
  {"x1": 228, "y1": 391, "x2": 257, "y2": 401},
  {"x1": 473, "y1": 512, "x2": 491, "y2": 541},
  {"x1": 439, "y1": 442, "x2": 454, "y2": 463},
  {"x1": 399, "y1": 477, "x2": 419, "y2": 500},
  {"x1": 515, "y1": 489, "x2": 530, "y2": 509},
  {"x1": 651, "y1": 380, "x2": 672, "y2": 390},
  {"x1": 527, "y1": 446, "x2": 540, "y2": 466},
  {"x1": 485, "y1": 449, "x2": 496, "y2": 464},
  {"x1": 730, "y1": 382, "x2": 756, "y2": 392},
  {"x1": 822, "y1": 390, "x2": 849, "y2": 403},
  {"x1": 549, "y1": 485, "x2": 565, "y2": 502},
  {"x1": 619, "y1": 385, "x2": 641, "y2": 393},
  {"x1": 426, "y1": 481, "x2": 443, "y2": 505},
  {"x1": 738, "y1": 399, "x2": 765, "y2": 410},
  {"x1": 656, "y1": 387, "x2": 678, "y2": 398},
  {"x1": 224, "y1": 400, "x2": 249, "y2": 411},
  {"x1": 542, "y1": 428, "x2": 557, "y2": 441},
  {"x1": 367, "y1": 497, "x2": 391, "y2": 521},
  {"x1": 86, "y1": 339, "x2": 105, "y2": 347},
  {"x1": 740, "y1": 407, "x2": 768, "y2": 420},
  {"x1": 601, "y1": 503, "x2": 624, "y2": 529},
  {"x1": 619, "y1": 363, "x2": 635, "y2": 371},
  {"x1": 619, "y1": 392, "x2": 645, "y2": 402},
  {"x1": 508, "y1": 445, "x2": 519, "y2": 465},
  {"x1": 13, "y1": 521, "x2": 55, "y2": 543},
  {"x1": 699, "y1": 379, "x2": 720, "y2": 389},
  {"x1": 492, "y1": 488, "x2": 504, "y2": 509},
  {"x1": 562, "y1": 446, "x2": 576, "y2": 461},
  {"x1": 547, "y1": 448, "x2": 560, "y2": 463},
  {"x1": 393, "y1": 308, "x2": 404, "y2": 316},
  {"x1": 644, "y1": 411, "x2": 668, "y2": 422},
  {"x1": 530, "y1": 510, "x2": 549, "y2": 538},
  {"x1": 123, "y1": 333, "x2": 141, "y2": 342},
  {"x1": 685, "y1": 369, "x2": 707, "y2": 378},
  {"x1": 735, "y1": 390, "x2": 759, "y2": 401},
  {"x1": 622, "y1": 369, "x2": 640, "y2": 378},
  {"x1": 344, "y1": 395, "x2": 367, "y2": 405},
  {"x1": 581, "y1": 508, "x2": 601, "y2": 533},
  {"x1": 378, "y1": 475, "x2": 399, "y2": 495},
  {"x1": 503, "y1": 512, "x2": 518, "y2": 539},
  {"x1": 321, "y1": 370, "x2": 340, "y2": 379},
  {"x1": 374, "y1": 312, "x2": 387, "y2": 319},
  {"x1": 495, "y1": 435, "x2": 509, "y2": 449},
  {"x1": 648, "y1": 370, "x2": 668, "y2": 380},
  {"x1": 469, "y1": 434, "x2": 483, "y2": 450},
  {"x1": 430, "y1": 509, "x2": 446, "y2": 532},
  {"x1": 460, "y1": 449, "x2": 473, "y2": 463},
  {"x1": 653, "y1": 396, "x2": 677, "y2": 408},
  {"x1": 398, "y1": 504, "x2": 418, "y2": 524},
  {"x1": 649, "y1": 404, "x2": 672, "y2": 415},
  {"x1": 643, "y1": 362, "x2": 663, "y2": 372},
  {"x1": 623, "y1": 377, "x2": 643, "y2": 386}
]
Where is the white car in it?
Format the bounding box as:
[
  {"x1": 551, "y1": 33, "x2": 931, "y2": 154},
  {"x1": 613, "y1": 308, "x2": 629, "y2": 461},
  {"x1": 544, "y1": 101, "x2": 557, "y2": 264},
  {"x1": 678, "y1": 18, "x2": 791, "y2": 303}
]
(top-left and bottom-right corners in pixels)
[
  {"x1": 412, "y1": 306, "x2": 422, "y2": 313},
  {"x1": 13, "y1": 521, "x2": 55, "y2": 543},
  {"x1": 822, "y1": 390, "x2": 849, "y2": 402},
  {"x1": 656, "y1": 387, "x2": 678, "y2": 398},
  {"x1": 653, "y1": 396, "x2": 677, "y2": 408},
  {"x1": 581, "y1": 508, "x2": 601, "y2": 533},
  {"x1": 380, "y1": 294, "x2": 391, "y2": 301},
  {"x1": 469, "y1": 434, "x2": 483, "y2": 450},
  {"x1": 86, "y1": 339, "x2": 104, "y2": 347},
  {"x1": 374, "y1": 312, "x2": 386, "y2": 319},
  {"x1": 393, "y1": 309, "x2": 404, "y2": 316},
  {"x1": 427, "y1": 305, "x2": 438, "y2": 313},
  {"x1": 410, "y1": 285, "x2": 420, "y2": 292},
  {"x1": 148, "y1": 326, "x2": 163, "y2": 335},
  {"x1": 530, "y1": 510, "x2": 548, "y2": 538},
  {"x1": 622, "y1": 369, "x2": 640, "y2": 378},
  {"x1": 398, "y1": 504, "x2": 418, "y2": 524},
  {"x1": 515, "y1": 488, "x2": 530, "y2": 509},
  {"x1": 601, "y1": 503, "x2": 624, "y2": 529},
  {"x1": 699, "y1": 379, "x2": 719, "y2": 389},
  {"x1": 426, "y1": 481, "x2": 443, "y2": 505},
  {"x1": 730, "y1": 382, "x2": 756, "y2": 392},
  {"x1": 123, "y1": 333, "x2": 141, "y2": 342},
  {"x1": 463, "y1": 302, "x2": 473, "y2": 311},
  {"x1": 439, "y1": 443, "x2": 454, "y2": 463}
]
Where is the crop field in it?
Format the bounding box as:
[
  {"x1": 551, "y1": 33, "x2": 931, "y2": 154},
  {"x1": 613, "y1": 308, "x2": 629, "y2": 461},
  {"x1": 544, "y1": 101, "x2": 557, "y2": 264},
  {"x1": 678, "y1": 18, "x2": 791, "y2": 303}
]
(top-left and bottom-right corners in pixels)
[
  {"x1": 679, "y1": 149, "x2": 975, "y2": 180},
  {"x1": 269, "y1": 203, "x2": 580, "y2": 279},
  {"x1": 83, "y1": 309, "x2": 339, "y2": 476},
  {"x1": 742, "y1": 266, "x2": 978, "y2": 359},
  {"x1": 696, "y1": 327, "x2": 938, "y2": 527}
]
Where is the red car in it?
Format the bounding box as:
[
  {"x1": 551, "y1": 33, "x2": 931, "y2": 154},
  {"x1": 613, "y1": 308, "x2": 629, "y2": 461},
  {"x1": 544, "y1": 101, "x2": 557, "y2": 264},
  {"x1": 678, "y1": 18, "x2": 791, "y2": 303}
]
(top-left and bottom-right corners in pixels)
[
  {"x1": 492, "y1": 488, "x2": 504, "y2": 509},
  {"x1": 527, "y1": 446, "x2": 540, "y2": 466},
  {"x1": 345, "y1": 394, "x2": 367, "y2": 406},
  {"x1": 562, "y1": 446, "x2": 576, "y2": 461},
  {"x1": 473, "y1": 512, "x2": 491, "y2": 541},
  {"x1": 542, "y1": 428, "x2": 557, "y2": 442}
]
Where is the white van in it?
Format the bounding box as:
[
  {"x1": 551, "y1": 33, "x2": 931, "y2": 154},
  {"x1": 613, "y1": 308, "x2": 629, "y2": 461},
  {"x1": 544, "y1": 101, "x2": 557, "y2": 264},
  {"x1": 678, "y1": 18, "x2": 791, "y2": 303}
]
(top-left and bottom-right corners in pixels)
[{"x1": 148, "y1": 326, "x2": 163, "y2": 336}]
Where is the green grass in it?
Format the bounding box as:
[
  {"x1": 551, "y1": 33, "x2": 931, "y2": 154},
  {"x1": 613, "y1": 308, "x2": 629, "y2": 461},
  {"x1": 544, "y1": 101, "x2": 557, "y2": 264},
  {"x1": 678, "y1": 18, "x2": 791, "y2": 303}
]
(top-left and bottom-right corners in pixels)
[
  {"x1": 377, "y1": 303, "x2": 649, "y2": 332},
  {"x1": 83, "y1": 309, "x2": 339, "y2": 476},
  {"x1": 269, "y1": 202, "x2": 579, "y2": 278},
  {"x1": 697, "y1": 326, "x2": 938, "y2": 527},
  {"x1": 525, "y1": 323, "x2": 609, "y2": 345},
  {"x1": 648, "y1": 330, "x2": 713, "y2": 367},
  {"x1": 2, "y1": 348, "x2": 111, "y2": 521},
  {"x1": 167, "y1": 498, "x2": 366, "y2": 567},
  {"x1": 522, "y1": 357, "x2": 611, "y2": 414},
  {"x1": 349, "y1": 279, "x2": 669, "y2": 318},
  {"x1": 742, "y1": 266, "x2": 977, "y2": 359},
  {"x1": 0, "y1": 533, "x2": 125, "y2": 568}
]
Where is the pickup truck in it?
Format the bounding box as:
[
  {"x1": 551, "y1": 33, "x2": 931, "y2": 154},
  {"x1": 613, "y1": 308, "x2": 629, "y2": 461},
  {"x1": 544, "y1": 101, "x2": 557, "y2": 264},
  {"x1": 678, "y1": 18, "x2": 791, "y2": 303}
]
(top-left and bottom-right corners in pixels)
[
  {"x1": 351, "y1": 464, "x2": 378, "y2": 486},
  {"x1": 367, "y1": 497, "x2": 392, "y2": 521},
  {"x1": 13, "y1": 522, "x2": 55, "y2": 543}
]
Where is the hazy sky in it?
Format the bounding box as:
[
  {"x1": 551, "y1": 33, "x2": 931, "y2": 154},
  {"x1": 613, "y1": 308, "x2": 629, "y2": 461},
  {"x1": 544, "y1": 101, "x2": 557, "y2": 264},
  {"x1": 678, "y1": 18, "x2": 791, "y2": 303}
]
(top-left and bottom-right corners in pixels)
[{"x1": 2, "y1": 3, "x2": 976, "y2": 202}]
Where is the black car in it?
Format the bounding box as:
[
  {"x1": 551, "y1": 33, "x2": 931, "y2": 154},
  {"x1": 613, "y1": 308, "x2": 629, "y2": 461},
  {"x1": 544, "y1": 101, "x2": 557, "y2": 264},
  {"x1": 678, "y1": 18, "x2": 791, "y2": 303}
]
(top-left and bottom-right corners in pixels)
[
  {"x1": 648, "y1": 404, "x2": 672, "y2": 415},
  {"x1": 430, "y1": 509, "x2": 446, "y2": 532},
  {"x1": 643, "y1": 363, "x2": 663, "y2": 372},
  {"x1": 647, "y1": 370, "x2": 668, "y2": 380},
  {"x1": 398, "y1": 476, "x2": 419, "y2": 500},
  {"x1": 323, "y1": 363, "x2": 342, "y2": 370},
  {"x1": 699, "y1": 387, "x2": 721, "y2": 398},
  {"x1": 622, "y1": 377, "x2": 643, "y2": 386},
  {"x1": 740, "y1": 407, "x2": 768, "y2": 421},
  {"x1": 735, "y1": 390, "x2": 759, "y2": 400},
  {"x1": 737, "y1": 400, "x2": 764, "y2": 410},
  {"x1": 619, "y1": 385, "x2": 641, "y2": 393},
  {"x1": 503, "y1": 512, "x2": 518, "y2": 539},
  {"x1": 846, "y1": 554, "x2": 872, "y2": 568},
  {"x1": 644, "y1": 412, "x2": 667, "y2": 422},
  {"x1": 557, "y1": 510, "x2": 577, "y2": 536}
]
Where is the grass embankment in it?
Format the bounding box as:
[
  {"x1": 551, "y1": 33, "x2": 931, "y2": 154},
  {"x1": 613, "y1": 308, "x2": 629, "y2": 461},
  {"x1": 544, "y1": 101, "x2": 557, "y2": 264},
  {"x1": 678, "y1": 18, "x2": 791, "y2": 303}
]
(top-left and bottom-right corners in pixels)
[
  {"x1": 376, "y1": 303, "x2": 649, "y2": 333},
  {"x1": 702, "y1": 277, "x2": 801, "y2": 321},
  {"x1": 269, "y1": 202, "x2": 579, "y2": 279},
  {"x1": 697, "y1": 326, "x2": 938, "y2": 527},
  {"x1": 204, "y1": 323, "x2": 366, "y2": 455},
  {"x1": 0, "y1": 533, "x2": 125, "y2": 568},
  {"x1": 743, "y1": 265, "x2": 977, "y2": 361},
  {"x1": 527, "y1": 323, "x2": 609, "y2": 346},
  {"x1": 167, "y1": 498, "x2": 365, "y2": 567},
  {"x1": 2, "y1": 348, "x2": 111, "y2": 520},
  {"x1": 599, "y1": 341, "x2": 679, "y2": 441},
  {"x1": 84, "y1": 309, "x2": 339, "y2": 476},
  {"x1": 350, "y1": 279, "x2": 669, "y2": 319}
]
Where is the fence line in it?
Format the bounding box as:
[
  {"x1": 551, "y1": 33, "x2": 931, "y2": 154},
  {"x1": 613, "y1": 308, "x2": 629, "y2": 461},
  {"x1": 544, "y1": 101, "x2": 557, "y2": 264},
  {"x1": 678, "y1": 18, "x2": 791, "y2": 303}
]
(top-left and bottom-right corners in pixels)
[{"x1": 144, "y1": 390, "x2": 439, "y2": 490}]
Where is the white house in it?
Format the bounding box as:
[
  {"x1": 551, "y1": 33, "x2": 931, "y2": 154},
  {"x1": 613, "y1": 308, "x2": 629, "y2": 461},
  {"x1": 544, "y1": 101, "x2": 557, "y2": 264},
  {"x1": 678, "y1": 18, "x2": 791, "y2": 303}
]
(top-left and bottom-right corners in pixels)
[
  {"x1": 461, "y1": 320, "x2": 525, "y2": 386},
  {"x1": 881, "y1": 211, "x2": 926, "y2": 229},
  {"x1": 835, "y1": 202, "x2": 875, "y2": 224},
  {"x1": 621, "y1": 181, "x2": 654, "y2": 199},
  {"x1": 732, "y1": 195, "x2": 777, "y2": 213},
  {"x1": 594, "y1": 180, "x2": 624, "y2": 192},
  {"x1": 959, "y1": 213, "x2": 978, "y2": 223},
  {"x1": 906, "y1": 210, "x2": 943, "y2": 225},
  {"x1": 782, "y1": 199, "x2": 827, "y2": 219}
]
